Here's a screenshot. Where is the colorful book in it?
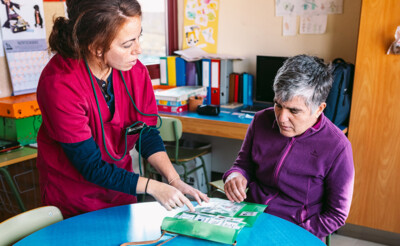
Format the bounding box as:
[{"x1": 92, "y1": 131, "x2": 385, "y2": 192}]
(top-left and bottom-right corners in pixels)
[
  {"x1": 159, "y1": 57, "x2": 168, "y2": 85},
  {"x1": 202, "y1": 59, "x2": 212, "y2": 104},
  {"x1": 167, "y1": 56, "x2": 177, "y2": 86},
  {"x1": 157, "y1": 104, "x2": 188, "y2": 113},
  {"x1": 185, "y1": 61, "x2": 197, "y2": 86},
  {"x1": 238, "y1": 74, "x2": 244, "y2": 103},
  {"x1": 156, "y1": 99, "x2": 187, "y2": 107},
  {"x1": 220, "y1": 60, "x2": 233, "y2": 105},
  {"x1": 175, "y1": 57, "x2": 187, "y2": 86},
  {"x1": 154, "y1": 86, "x2": 207, "y2": 102},
  {"x1": 228, "y1": 73, "x2": 237, "y2": 103},
  {"x1": 211, "y1": 59, "x2": 221, "y2": 105}
]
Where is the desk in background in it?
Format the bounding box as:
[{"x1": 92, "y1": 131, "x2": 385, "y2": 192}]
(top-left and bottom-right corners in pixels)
[
  {"x1": 160, "y1": 111, "x2": 348, "y2": 140},
  {"x1": 15, "y1": 201, "x2": 324, "y2": 246},
  {"x1": 160, "y1": 111, "x2": 253, "y2": 140}
]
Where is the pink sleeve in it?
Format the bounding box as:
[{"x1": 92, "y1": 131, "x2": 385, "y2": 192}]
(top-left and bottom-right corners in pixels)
[{"x1": 37, "y1": 73, "x2": 92, "y2": 143}]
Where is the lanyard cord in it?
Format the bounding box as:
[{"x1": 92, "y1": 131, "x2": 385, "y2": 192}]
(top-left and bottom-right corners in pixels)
[{"x1": 84, "y1": 59, "x2": 162, "y2": 176}]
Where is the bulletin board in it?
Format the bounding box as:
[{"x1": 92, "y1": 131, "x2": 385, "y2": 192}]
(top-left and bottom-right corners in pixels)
[{"x1": 182, "y1": 0, "x2": 219, "y2": 54}]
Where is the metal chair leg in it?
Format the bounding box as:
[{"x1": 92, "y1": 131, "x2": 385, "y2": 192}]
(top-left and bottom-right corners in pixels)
[
  {"x1": 326, "y1": 233, "x2": 331, "y2": 246},
  {"x1": 198, "y1": 156, "x2": 209, "y2": 195},
  {"x1": 0, "y1": 166, "x2": 26, "y2": 212}
]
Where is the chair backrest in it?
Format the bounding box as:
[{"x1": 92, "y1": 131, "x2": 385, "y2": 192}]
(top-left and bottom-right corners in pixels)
[
  {"x1": 158, "y1": 117, "x2": 182, "y2": 142},
  {"x1": 158, "y1": 116, "x2": 182, "y2": 161},
  {"x1": 0, "y1": 206, "x2": 63, "y2": 245}
]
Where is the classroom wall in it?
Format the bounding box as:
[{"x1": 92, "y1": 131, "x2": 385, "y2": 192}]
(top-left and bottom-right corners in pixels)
[
  {"x1": 178, "y1": 0, "x2": 362, "y2": 75},
  {"x1": 0, "y1": 1, "x2": 362, "y2": 98},
  {"x1": 177, "y1": 0, "x2": 363, "y2": 174},
  {"x1": 0, "y1": 2, "x2": 65, "y2": 98}
]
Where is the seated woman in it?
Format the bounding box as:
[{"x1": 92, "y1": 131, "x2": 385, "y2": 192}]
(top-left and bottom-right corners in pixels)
[{"x1": 223, "y1": 55, "x2": 354, "y2": 240}]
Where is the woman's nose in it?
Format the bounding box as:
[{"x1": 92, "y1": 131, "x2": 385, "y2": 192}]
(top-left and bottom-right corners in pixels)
[
  {"x1": 132, "y1": 40, "x2": 142, "y2": 55},
  {"x1": 278, "y1": 109, "x2": 290, "y2": 122}
]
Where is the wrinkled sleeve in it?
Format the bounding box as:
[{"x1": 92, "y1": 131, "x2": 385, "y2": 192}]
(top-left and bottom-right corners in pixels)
[
  {"x1": 60, "y1": 137, "x2": 139, "y2": 195},
  {"x1": 222, "y1": 114, "x2": 257, "y2": 183},
  {"x1": 37, "y1": 73, "x2": 92, "y2": 143},
  {"x1": 300, "y1": 144, "x2": 355, "y2": 238},
  {"x1": 135, "y1": 128, "x2": 166, "y2": 159}
]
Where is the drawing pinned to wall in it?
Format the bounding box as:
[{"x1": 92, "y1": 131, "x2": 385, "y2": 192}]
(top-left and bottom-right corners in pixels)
[
  {"x1": 275, "y1": 0, "x2": 343, "y2": 35},
  {"x1": 299, "y1": 15, "x2": 327, "y2": 34},
  {"x1": 283, "y1": 15, "x2": 297, "y2": 36},
  {"x1": 183, "y1": 0, "x2": 219, "y2": 54},
  {"x1": 0, "y1": 0, "x2": 51, "y2": 95}
]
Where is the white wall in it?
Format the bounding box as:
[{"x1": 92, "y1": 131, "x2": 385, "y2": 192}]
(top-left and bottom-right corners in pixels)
[{"x1": 178, "y1": 0, "x2": 362, "y2": 75}]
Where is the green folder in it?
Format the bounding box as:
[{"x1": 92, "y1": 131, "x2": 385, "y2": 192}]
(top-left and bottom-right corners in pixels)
[{"x1": 161, "y1": 198, "x2": 267, "y2": 245}]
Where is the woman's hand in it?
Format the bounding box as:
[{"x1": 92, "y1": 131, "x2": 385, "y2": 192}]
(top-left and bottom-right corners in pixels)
[
  {"x1": 146, "y1": 179, "x2": 196, "y2": 212},
  {"x1": 170, "y1": 178, "x2": 210, "y2": 206},
  {"x1": 224, "y1": 172, "x2": 247, "y2": 203}
]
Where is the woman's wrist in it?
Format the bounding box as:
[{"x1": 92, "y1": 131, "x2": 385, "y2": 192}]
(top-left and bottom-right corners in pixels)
[
  {"x1": 168, "y1": 175, "x2": 181, "y2": 185},
  {"x1": 145, "y1": 178, "x2": 151, "y2": 195}
]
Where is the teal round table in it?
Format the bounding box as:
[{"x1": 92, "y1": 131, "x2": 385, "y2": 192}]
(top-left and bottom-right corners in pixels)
[{"x1": 15, "y1": 202, "x2": 325, "y2": 246}]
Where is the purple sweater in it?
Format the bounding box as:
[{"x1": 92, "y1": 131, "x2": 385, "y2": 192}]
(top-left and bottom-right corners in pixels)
[{"x1": 223, "y1": 108, "x2": 354, "y2": 239}]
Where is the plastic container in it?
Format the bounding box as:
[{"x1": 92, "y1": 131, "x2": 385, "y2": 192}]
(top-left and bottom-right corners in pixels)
[
  {"x1": 0, "y1": 93, "x2": 41, "y2": 119},
  {"x1": 0, "y1": 115, "x2": 42, "y2": 145}
]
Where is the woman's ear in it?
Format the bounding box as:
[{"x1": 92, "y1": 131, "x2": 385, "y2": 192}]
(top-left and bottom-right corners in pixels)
[
  {"x1": 88, "y1": 44, "x2": 102, "y2": 57},
  {"x1": 315, "y1": 102, "x2": 326, "y2": 118}
]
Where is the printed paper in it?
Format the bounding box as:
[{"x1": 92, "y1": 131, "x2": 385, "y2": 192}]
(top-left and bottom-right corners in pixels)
[
  {"x1": 183, "y1": 0, "x2": 220, "y2": 54},
  {"x1": 282, "y1": 15, "x2": 297, "y2": 36},
  {"x1": 0, "y1": 0, "x2": 50, "y2": 95},
  {"x1": 299, "y1": 14, "x2": 327, "y2": 34},
  {"x1": 275, "y1": 0, "x2": 343, "y2": 36}
]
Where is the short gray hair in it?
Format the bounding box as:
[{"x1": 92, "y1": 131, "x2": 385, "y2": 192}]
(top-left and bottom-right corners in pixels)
[{"x1": 273, "y1": 54, "x2": 333, "y2": 113}]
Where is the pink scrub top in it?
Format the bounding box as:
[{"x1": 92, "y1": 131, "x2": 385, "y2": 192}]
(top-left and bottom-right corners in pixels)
[{"x1": 36, "y1": 54, "x2": 158, "y2": 218}]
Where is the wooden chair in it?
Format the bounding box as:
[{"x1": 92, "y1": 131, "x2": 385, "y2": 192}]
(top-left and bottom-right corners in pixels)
[
  {"x1": 0, "y1": 206, "x2": 63, "y2": 245},
  {"x1": 146, "y1": 116, "x2": 211, "y2": 194}
]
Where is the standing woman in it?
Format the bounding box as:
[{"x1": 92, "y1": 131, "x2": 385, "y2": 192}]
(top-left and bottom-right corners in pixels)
[{"x1": 37, "y1": 0, "x2": 208, "y2": 218}]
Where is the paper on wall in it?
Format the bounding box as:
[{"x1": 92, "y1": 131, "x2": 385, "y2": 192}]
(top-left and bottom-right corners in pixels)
[
  {"x1": 0, "y1": 0, "x2": 50, "y2": 95},
  {"x1": 299, "y1": 15, "x2": 327, "y2": 34},
  {"x1": 282, "y1": 15, "x2": 297, "y2": 36},
  {"x1": 276, "y1": 0, "x2": 343, "y2": 16},
  {"x1": 275, "y1": 0, "x2": 343, "y2": 36},
  {"x1": 183, "y1": 0, "x2": 220, "y2": 54}
]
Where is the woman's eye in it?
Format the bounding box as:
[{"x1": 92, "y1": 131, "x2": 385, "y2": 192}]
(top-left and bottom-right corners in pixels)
[{"x1": 123, "y1": 42, "x2": 133, "y2": 49}]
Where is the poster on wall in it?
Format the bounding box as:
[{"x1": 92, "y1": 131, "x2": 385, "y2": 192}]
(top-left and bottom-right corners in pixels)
[
  {"x1": 275, "y1": 0, "x2": 343, "y2": 36},
  {"x1": 0, "y1": 0, "x2": 51, "y2": 95},
  {"x1": 182, "y1": 0, "x2": 220, "y2": 54}
]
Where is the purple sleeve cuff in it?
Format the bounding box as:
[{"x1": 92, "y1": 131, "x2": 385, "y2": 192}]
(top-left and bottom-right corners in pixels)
[{"x1": 222, "y1": 167, "x2": 251, "y2": 184}]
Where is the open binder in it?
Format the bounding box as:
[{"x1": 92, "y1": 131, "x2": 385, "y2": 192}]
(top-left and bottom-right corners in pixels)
[{"x1": 161, "y1": 198, "x2": 267, "y2": 245}]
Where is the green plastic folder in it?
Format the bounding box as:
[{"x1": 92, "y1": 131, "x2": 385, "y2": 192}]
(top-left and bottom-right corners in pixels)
[{"x1": 161, "y1": 198, "x2": 267, "y2": 245}]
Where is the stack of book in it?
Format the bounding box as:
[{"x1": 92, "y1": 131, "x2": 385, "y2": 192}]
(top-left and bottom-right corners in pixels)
[
  {"x1": 154, "y1": 86, "x2": 207, "y2": 113},
  {"x1": 159, "y1": 56, "x2": 235, "y2": 105}
]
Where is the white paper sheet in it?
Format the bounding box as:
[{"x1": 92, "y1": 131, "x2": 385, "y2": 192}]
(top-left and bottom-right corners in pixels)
[
  {"x1": 283, "y1": 15, "x2": 297, "y2": 36},
  {"x1": 299, "y1": 15, "x2": 328, "y2": 34},
  {"x1": 174, "y1": 46, "x2": 244, "y2": 62}
]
